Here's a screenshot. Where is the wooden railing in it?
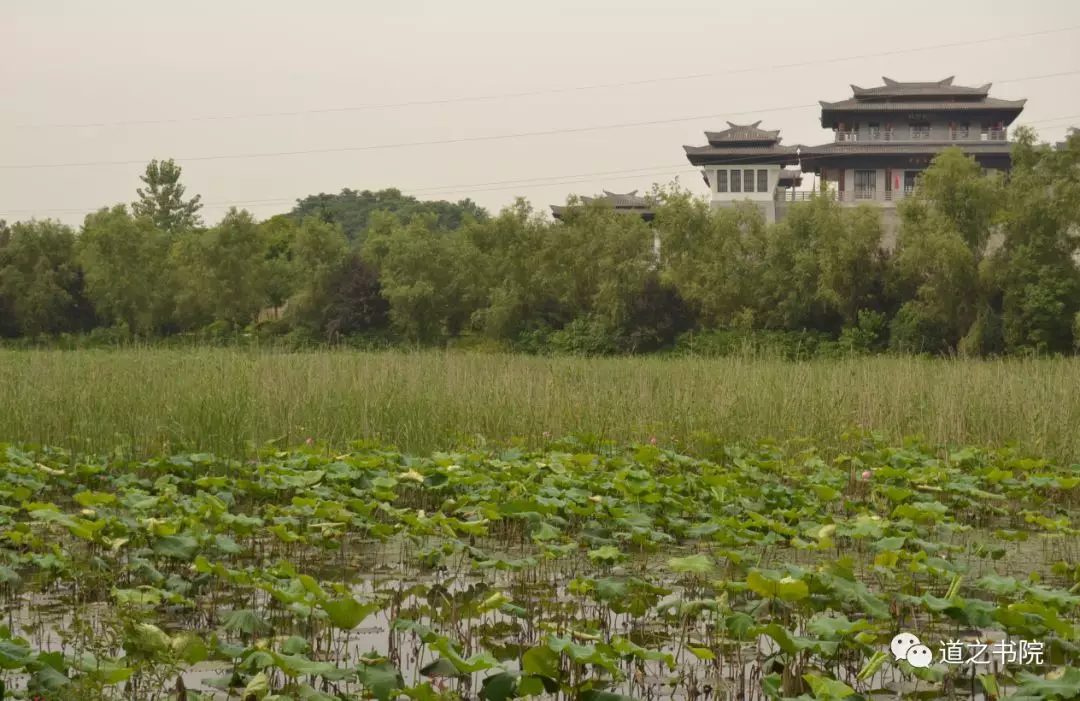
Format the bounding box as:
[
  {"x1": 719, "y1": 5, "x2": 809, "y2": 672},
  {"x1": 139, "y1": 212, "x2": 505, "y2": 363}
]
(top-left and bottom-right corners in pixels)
[
  {"x1": 834, "y1": 128, "x2": 1009, "y2": 143},
  {"x1": 775, "y1": 189, "x2": 918, "y2": 203},
  {"x1": 835, "y1": 131, "x2": 895, "y2": 143}
]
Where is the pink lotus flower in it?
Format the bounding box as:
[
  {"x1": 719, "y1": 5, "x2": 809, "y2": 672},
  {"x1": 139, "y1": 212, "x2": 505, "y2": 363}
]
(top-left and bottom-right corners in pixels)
[
  {"x1": 542, "y1": 431, "x2": 551, "y2": 439},
  {"x1": 305, "y1": 437, "x2": 314, "y2": 446},
  {"x1": 861, "y1": 470, "x2": 872, "y2": 481},
  {"x1": 649, "y1": 436, "x2": 657, "y2": 445}
]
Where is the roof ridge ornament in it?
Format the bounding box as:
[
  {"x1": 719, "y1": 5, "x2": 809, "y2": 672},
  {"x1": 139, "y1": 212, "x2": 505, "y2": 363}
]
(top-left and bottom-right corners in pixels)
[
  {"x1": 939, "y1": 76, "x2": 955, "y2": 86},
  {"x1": 882, "y1": 77, "x2": 898, "y2": 86}
]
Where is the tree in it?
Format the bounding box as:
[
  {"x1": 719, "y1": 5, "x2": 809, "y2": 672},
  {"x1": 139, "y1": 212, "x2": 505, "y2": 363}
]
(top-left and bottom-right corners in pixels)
[
  {"x1": 322, "y1": 253, "x2": 390, "y2": 338},
  {"x1": 761, "y1": 195, "x2": 888, "y2": 333},
  {"x1": 0, "y1": 219, "x2": 94, "y2": 336},
  {"x1": 286, "y1": 217, "x2": 350, "y2": 334},
  {"x1": 459, "y1": 199, "x2": 556, "y2": 340},
  {"x1": 984, "y1": 126, "x2": 1080, "y2": 354},
  {"x1": 653, "y1": 186, "x2": 769, "y2": 327},
  {"x1": 258, "y1": 214, "x2": 300, "y2": 309},
  {"x1": 541, "y1": 195, "x2": 658, "y2": 333},
  {"x1": 171, "y1": 208, "x2": 269, "y2": 329},
  {"x1": 888, "y1": 149, "x2": 1002, "y2": 353},
  {"x1": 132, "y1": 159, "x2": 203, "y2": 235},
  {"x1": 363, "y1": 212, "x2": 478, "y2": 342},
  {"x1": 291, "y1": 188, "x2": 488, "y2": 242},
  {"x1": 0, "y1": 220, "x2": 13, "y2": 336},
  {"x1": 78, "y1": 206, "x2": 174, "y2": 336}
]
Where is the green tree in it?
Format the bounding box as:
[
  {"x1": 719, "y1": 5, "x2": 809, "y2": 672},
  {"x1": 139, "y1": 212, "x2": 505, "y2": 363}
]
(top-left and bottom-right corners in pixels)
[
  {"x1": 654, "y1": 186, "x2": 768, "y2": 327},
  {"x1": 0, "y1": 220, "x2": 13, "y2": 336},
  {"x1": 258, "y1": 214, "x2": 300, "y2": 309},
  {"x1": 761, "y1": 195, "x2": 888, "y2": 333},
  {"x1": 322, "y1": 252, "x2": 390, "y2": 339},
  {"x1": 0, "y1": 219, "x2": 94, "y2": 336},
  {"x1": 889, "y1": 149, "x2": 1002, "y2": 353},
  {"x1": 171, "y1": 208, "x2": 269, "y2": 329},
  {"x1": 541, "y1": 195, "x2": 658, "y2": 339},
  {"x1": 132, "y1": 159, "x2": 203, "y2": 235},
  {"x1": 985, "y1": 126, "x2": 1080, "y2": 354},
  {"x1": 286, "y1": 217, "x2": 349, "y2": 334},
  {"x1": 363, "y1": 212, "x2": 478, "y2": 342},
  {"x1": 78, "y1": 206, "x2": 174, "y2": 336},
  {"x1": 291, "y1": 188, "x2": 488, "y2": 242},
  {"x1": 459, "y1": 199, "x2": 555, "y2": 340}
]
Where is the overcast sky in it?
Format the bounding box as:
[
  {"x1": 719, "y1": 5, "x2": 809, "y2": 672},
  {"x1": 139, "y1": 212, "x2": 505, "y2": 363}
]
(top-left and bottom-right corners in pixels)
[{"x1": 2, "y1": 0, "x2": 1079, "y2": 226}]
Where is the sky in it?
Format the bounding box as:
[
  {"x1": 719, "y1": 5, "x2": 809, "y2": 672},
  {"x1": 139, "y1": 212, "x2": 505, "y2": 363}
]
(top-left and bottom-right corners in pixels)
[{"x1": 2, "y1": 0, "x2": 1080, "y2": 227}]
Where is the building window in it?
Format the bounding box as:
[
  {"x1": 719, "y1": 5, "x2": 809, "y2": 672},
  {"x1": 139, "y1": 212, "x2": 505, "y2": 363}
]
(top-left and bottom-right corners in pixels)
[
  {"x1": 951, "y1": 122, "x2": 970, "y2": 139},
  {"x1": 743, "y1": 169, "x2": 754, "y2": 193},
  {"x1": 910, "y1": 123, "x2": 931, "y2": 140},
  {"x1": 868, "y1": 123, "x2": 881, "y2": 140},
  {"x1": 757, "y1": 169, "x2": 768, "y2": 193},
  {"x1": 854, "y1": 170, "x2": 876, "y2": 199},
  {"x1": 730, "y1": 169, "x2": 741, "y2": 193},
  {"x1": 716, "y1": 169, "x2": 728, "y2": 193},
  {"x1": 904, "y1": 171, "x2": 918, "y2": 196}
]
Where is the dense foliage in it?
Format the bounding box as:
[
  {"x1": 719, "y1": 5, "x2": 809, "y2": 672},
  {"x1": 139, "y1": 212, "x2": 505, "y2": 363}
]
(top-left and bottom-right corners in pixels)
[
  {"x1": 0, "y1": 436, "x2": 1076, "y2": 700},
  {"x1": 2, "y1": 129, "x2": 1079, "y2": 356}
]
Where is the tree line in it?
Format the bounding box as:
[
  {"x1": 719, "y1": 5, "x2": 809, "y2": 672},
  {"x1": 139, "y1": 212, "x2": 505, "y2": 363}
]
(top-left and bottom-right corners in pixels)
[{"x1": 1, "y1": 127, "x2": 1078, "y2": 357}]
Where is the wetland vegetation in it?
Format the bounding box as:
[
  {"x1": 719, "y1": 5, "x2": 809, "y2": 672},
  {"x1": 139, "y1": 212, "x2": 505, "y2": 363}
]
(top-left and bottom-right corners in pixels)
[{"x1": 0, "y1": 433, "x2": 1076, "y2": 700}]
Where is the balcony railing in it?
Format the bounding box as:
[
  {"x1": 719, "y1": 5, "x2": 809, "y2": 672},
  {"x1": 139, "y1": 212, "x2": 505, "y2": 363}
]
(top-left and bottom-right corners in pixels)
[
  {"x1": 775, "y1": 190, "x2": 818, "y2": 202},
  {"x1": 834, "y1": 127, "x2": 1009, "y2": 143},
  {"x1": 835, "y1": 130, "x2": 895, "y2": 143},
  {"x1": 774, "y1": 189, "x2": 918, "y2": 203}
]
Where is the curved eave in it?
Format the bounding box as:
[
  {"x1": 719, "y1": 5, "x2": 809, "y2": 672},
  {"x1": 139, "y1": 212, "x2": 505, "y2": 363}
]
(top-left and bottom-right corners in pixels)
[
  {"x1": 797, "y1": 142, "x2": 1015, "y2": 171},
  {"x1": 683, "y1": 145, "x2": 800, "y2": 167},
  {"x1": 550, "y1": 205, "x2": 654, "y2": 222},
  {"x1": 818, "y1": 99, "x2": 1027, "y2": 127},
  {"x1": 705, "y1": 139, "x2": 782, "y2": 147},
  {"x1": 850, "y1": 86, "x2": 991, "y2": 99}
]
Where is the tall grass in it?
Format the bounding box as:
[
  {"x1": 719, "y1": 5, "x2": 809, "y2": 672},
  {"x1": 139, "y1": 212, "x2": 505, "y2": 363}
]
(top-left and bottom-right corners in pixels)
[{"x1": 2, "y1": 348, "x2": 1079, "y2": 460}]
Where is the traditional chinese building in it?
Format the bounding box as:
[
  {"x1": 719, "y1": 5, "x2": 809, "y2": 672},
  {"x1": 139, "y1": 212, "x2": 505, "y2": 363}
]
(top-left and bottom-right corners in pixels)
[
  {"x1": 550, "y1": 190, "x2": 660, "y2": 260},
  {"x1": 682, "y1": 122, "x2": 802, "y2": 223},
  {"x1": 1057, "y1": 127, "x2": 1078, "y2": 150},
  {"x1": 798, "y1": 77, "x2": 1025, "y2": 207},
  {"x1": 549, "y1": 190, "x2": 654, "y2": 222}
]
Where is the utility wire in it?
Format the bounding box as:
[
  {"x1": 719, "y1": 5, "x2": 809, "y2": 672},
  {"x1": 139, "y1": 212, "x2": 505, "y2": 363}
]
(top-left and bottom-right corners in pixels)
[
  {"x1": 0, "y1": 164, "x2": 702, "y2": 215},
  {"x1": 10, "y1": 116, "x2": 1076, "y2": 220},
  {"x1": 2, "y1": 70, "x2": 1077, "y2": 172},
  {"x1": 10, "y1": 25, "x2": 1079, "y2": 130},
  {"x1": 3, "y1": 111, "x2": 1077, "y2": 216}
]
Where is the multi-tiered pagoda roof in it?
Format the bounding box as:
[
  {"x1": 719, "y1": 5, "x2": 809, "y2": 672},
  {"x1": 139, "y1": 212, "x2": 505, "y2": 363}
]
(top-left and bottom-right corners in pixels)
[
  {"x1": 550, "y1": 190, "x2": 654, "y2": 221},
  {"x1": 683, "y1": 121, "x2": 801, "y2": 166},
  {"x1": 800, "y1": 77, "x2": 1025, "y2": 171}
]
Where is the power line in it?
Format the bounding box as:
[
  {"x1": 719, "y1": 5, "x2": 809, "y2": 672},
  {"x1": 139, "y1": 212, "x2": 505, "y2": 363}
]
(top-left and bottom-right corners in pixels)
[
  {"x1": 2, "y1": 70, "x2": 1078, "y2": 172},
  {"x1": 2, "y1": 110, "x2": 1078, "y2": 218},
  {"x1": 11, "y1": 25, "x2": 1079, "y2": 131},
  {"x1": 0, "y1": 163, "x2": 702, "y2": 216}
]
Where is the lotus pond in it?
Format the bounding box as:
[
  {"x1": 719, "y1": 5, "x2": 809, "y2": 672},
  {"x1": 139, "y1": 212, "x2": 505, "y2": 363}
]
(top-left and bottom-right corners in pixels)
[{"x1": 0, "y1": 436, "x2": 1077, "y2": 701}]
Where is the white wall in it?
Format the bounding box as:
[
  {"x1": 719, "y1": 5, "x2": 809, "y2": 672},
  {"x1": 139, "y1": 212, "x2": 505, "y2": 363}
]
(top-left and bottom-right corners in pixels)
[{"x1": 708, "y1": 164, "x2": 781, "y2": 204}]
